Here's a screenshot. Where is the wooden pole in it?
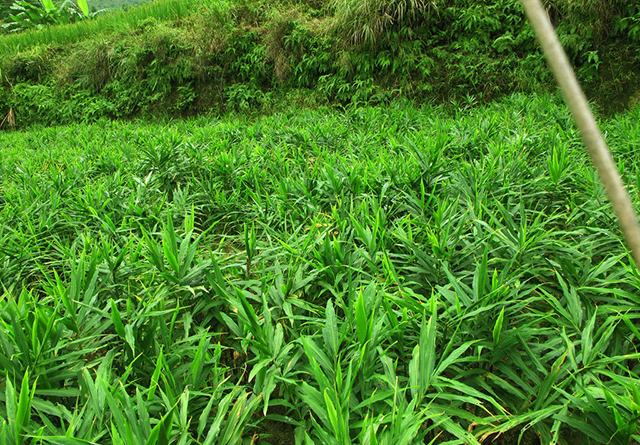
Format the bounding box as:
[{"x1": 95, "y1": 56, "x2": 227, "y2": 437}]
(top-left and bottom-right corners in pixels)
[{"x1": 520, "y1": 0, "x2": 640, "y2": 268}]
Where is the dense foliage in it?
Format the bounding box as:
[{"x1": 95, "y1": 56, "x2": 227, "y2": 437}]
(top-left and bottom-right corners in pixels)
[
  {"x1": 1, "y1": 0, "x2": 89, "y2": 33},
  {"x1": 0, "y1": 0, "x2": 639, "y2": 127},
  {"x1": 0, "y1": 95, "x2": 639, "y2": 444}
]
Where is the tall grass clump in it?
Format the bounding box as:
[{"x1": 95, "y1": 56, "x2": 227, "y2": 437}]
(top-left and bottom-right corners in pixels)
[
  {"x1": 0, "y1": 94, "x2": 639, "y2": 444},
  {"x1": 329, "y1": 0, "x2": 432, "y2": 47}
]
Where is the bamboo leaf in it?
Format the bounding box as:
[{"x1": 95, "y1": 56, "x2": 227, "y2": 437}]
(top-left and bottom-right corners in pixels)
[
  {"x1": 110, "y1": 299, "x2": 125, "y2": 340},
  {"x1": 355, "y1": 289, "x2": 368, "y2": 346},
  {"x1": 581, "y1": 308, "x2": 597, "y2": 366},
  {"x1": 323, "y1": 299, "x2": 339, "y2": 361},
  {"x1": 493, "y1": 307, "x2": 505, "y2": 346},
  {"x1": 76, "y1": 0, "x2": 89, "y2": 16},
  {"x1": 323, "y1": 389, "x2": 342, "y2": 442},
  {"x1": 41, "y1": 0, "x2": 54, "y2": 13},
  {"x1": 15, "y1": 370, "x2": 36, "y2": 445}
]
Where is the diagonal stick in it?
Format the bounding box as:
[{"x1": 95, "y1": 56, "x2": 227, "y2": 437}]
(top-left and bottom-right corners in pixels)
[{"x1": 519, "y1": 0, "x2": 640, "y2": 268}]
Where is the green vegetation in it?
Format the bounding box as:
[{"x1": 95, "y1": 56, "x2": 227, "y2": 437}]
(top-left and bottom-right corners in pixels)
[
  {"x1": 0, "y1": 0, "x2": 198, "y2": 50},
  {"x1": 1, "y1": 0, "x2": 89, "y2": 33},
  {"x1": 1, "y1": 0, "x2": 640, "y2": 128},
  {"x1": 0, "y1": 1, "x2": 639, "y2": 443},
  {"x1": 88, "y1": 0, "x2": 150, "y2": 14},
  {"x1": 0, "y1": 94, "x2": 639, "y2": 444}
]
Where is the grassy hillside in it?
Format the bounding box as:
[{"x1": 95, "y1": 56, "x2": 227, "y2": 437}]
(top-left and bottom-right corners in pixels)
[
  {"x1": 0, "y1": 94, "x2": 639, "y2": 444},
  {"x1": 0, "y1": 0, "x2": 639, "y2": 128},
  {"x1": 89, "y1": 0, "x2": 151, "y2": 13}
]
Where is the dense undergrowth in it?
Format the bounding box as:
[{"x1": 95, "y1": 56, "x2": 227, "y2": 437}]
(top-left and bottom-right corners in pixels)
[
  {"x1": 0, "y1": 94, "x2": 639, "y2": 444},
  {"x1": 1, "y1": 0, "x2": 640, "y2": 128}
]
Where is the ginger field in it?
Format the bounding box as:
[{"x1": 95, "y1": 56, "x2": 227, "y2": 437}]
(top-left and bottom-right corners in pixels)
[{"x1": 0, "y1": 94, "x2": 639, "y2": 444}]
